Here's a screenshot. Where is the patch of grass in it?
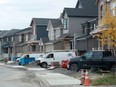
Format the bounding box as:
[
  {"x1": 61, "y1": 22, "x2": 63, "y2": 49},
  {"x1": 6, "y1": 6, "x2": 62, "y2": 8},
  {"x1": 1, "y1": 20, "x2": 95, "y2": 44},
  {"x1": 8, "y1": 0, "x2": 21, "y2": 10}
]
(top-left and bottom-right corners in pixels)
[{"x1": 92, "y1": 73, "x2": 116, "y2": 86}]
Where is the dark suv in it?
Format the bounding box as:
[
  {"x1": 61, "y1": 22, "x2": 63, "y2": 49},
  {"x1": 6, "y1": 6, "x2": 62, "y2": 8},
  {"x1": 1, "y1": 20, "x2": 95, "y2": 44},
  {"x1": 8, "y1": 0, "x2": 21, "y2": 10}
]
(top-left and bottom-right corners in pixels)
[{"x1": 68, "y1": 50, "x2": 116, "y2": 72}]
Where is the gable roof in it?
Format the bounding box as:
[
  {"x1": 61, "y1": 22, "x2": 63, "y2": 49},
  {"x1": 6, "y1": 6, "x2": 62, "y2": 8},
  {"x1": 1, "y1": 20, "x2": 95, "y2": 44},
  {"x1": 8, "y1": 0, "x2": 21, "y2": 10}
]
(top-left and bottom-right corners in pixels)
[
  {"x1": 30, "y1": 18, "x2": 51, "y2": 26},
  {"x1": 63, "y1": 8, "x2": 98, "y2": 17},
  {"x1": 63, "y1": 0, "x2": 98, "y2": 17},
  {"x1": 50, "y1": 19, "x2": 62, "y2": 28},
  {"x1": 76, "y1": 0, "x2": 97, "y2": 9}
]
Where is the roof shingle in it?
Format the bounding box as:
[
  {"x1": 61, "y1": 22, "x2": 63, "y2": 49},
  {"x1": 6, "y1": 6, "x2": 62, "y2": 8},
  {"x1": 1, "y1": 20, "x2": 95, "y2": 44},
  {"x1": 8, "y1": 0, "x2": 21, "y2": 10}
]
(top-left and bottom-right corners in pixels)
[{"x1": 50, "y1": 19, "x2": 62, "y2": 28}]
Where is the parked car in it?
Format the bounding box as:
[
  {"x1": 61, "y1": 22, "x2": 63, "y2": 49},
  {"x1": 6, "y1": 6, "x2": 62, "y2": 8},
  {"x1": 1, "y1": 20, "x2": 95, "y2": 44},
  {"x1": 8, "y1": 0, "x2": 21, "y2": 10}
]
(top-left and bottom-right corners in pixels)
[
  {"x1": 68, "y1": 50, "x2": 116, "y2": 72},
  {"x1": 36, "y1": 51, "x2": 76, "y2": 68}
]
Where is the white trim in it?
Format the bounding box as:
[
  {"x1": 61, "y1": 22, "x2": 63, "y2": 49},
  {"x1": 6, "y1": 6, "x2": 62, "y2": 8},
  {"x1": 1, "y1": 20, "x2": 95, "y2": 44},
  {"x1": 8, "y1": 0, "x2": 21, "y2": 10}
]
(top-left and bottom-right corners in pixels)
[
  {"x1": 11, "y1": 37, "x2": 14, "y2": 41},
  {"x1": 45, "y1": 43, "x2": 53, "y2": 45},
  {"x1": 7, "y1": 37, "x2": 9, "y2": 42},
  {"x1": 26, "y1": 34, "x2": 28, "y2": 41},
  {"x1": 19, "y1": 35, "x2": 22, "y2": 42}
]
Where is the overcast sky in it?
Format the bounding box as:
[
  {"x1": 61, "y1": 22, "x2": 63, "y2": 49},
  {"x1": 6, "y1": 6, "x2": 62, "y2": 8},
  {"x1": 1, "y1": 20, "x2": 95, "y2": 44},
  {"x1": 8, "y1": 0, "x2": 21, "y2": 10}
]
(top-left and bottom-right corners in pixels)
[{"x1": 0, "y1": 0, "x2": 77, "y2": 30}]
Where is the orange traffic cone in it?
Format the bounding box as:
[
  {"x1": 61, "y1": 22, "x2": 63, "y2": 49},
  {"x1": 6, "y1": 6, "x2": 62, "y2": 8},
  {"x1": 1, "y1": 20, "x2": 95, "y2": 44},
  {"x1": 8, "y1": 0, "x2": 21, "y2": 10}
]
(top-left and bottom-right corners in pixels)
[
  {"x1": 84, "y1": 70, "x2": 91, "y2": 86},
  {"x1": 80, "y1": 69, "x2": 85, "y2": 85}
]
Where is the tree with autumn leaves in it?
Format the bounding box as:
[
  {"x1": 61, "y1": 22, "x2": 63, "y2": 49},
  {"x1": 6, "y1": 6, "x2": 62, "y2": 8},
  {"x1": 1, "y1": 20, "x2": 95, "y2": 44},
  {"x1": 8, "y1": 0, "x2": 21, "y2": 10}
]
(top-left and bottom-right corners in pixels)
[{"x1": 98, "y1": 8, "x2": 116, "y2": 54}]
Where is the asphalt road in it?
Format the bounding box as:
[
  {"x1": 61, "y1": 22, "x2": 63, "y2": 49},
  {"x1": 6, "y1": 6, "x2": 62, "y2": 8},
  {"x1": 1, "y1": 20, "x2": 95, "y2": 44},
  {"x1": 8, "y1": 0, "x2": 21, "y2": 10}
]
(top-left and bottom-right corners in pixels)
[{"x1": 0, "y1": 66, "x2": 41, "y2": 87}]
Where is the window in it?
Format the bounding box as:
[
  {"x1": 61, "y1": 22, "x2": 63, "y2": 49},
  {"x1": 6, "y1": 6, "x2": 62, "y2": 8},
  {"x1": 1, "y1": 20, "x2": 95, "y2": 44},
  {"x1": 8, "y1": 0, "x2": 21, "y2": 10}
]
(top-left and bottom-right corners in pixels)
[
  {"x1": 46, "y1": 54, "x2": 54, "y2": 58},
  {"x1": 86, "y1": 23, "x2": 91, "y2": 34},
  {"x1": 93, "y1": 51, "x2": 102, "y2": 59},
  {"x1": 87, "y1": 22, "x2": 90, "y2": 28},
  {"x1": 82, "y1": 25, "x2": 86, "y2": 34},
  {"x1": 103, "y1": 51, "x2": 112, "y2": 57},
  {"x1": 83, "y1": 51, "x2": 93, "y2": 59},
  {"x1": 25, "y1": 55, "x2": 29, "y2": 58},
  {"x1": 63, "y1": 19, "x2": 68, "y2": 29}
]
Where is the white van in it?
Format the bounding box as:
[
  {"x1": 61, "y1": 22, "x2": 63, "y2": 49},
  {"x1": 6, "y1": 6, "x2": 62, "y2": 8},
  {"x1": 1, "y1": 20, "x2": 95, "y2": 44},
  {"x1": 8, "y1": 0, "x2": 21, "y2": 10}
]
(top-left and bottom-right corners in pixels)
[{"x1": 36, "y1": 51, "x2": 76, "y2": 68}]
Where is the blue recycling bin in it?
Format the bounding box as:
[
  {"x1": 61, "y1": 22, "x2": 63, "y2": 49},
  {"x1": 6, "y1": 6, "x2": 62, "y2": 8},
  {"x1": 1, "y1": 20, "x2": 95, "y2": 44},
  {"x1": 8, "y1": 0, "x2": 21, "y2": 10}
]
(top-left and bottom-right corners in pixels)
[
  {"x1": 20, "y1": 58, "x2": 29, "y2": 65},
  {"x1": 20, "y1": 57, "x2": 35, "y2": 65}
]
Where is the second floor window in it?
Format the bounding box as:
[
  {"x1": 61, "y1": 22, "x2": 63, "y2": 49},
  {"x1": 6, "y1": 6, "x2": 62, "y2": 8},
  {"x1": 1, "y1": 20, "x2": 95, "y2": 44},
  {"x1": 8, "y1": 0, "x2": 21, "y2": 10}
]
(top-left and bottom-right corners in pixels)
[
  {"x1": 82, "y1": 25, "x2": 86, "y2": 34},
  {"x1": 63, "y1": 19, "x2": 68, "y2": 29},
  {"x1": 90, "y1": 23, "x2": 94, "y2": 30}
]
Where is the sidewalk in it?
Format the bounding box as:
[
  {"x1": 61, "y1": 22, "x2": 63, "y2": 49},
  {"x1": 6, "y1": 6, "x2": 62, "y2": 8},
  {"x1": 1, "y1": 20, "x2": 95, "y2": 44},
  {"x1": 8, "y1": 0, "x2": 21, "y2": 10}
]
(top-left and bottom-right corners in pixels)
[{"x1": 35, "y1": 72, "x2": 81, "y2": 87}]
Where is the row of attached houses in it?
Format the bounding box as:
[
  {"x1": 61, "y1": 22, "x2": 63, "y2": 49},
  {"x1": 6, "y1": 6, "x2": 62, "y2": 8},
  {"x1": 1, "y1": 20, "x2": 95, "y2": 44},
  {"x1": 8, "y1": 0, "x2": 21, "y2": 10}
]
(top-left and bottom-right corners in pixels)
[{"x1": 0, "y1": 0, "x2": 115, "y2": 59}]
